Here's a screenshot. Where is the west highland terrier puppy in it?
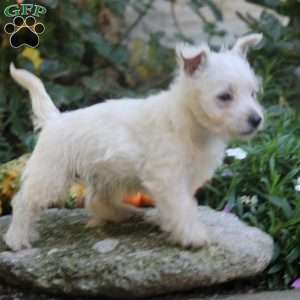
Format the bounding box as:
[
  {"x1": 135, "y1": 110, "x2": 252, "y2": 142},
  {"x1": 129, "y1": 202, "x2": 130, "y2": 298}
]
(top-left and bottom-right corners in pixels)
[{"x1": 4, "y1": 34, "x2": 264, "y2": 251}]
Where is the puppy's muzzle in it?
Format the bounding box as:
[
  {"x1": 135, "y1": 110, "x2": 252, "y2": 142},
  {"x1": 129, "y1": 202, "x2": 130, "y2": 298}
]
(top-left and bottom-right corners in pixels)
[
  {"x1": 248, "y1": 113, "x2": 262, "y2": 129},
  {"x1": 241, "y1": 112, "x2": 263, "y2": 136}
]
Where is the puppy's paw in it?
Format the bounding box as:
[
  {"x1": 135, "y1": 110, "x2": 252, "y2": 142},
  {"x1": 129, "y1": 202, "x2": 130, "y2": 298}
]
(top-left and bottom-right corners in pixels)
[
  {"x1": 86, "y1": 218, "x2": 104, "y2": 228},
  {"x1": 3, "y1": 230, "x2": 32, "y2": 251},
  {"x1": 186, "y1": 226, "x2": 210, "y2": 248},
  {"x1": 170, "y1": 222, "x2": 210, "y2": 248}
]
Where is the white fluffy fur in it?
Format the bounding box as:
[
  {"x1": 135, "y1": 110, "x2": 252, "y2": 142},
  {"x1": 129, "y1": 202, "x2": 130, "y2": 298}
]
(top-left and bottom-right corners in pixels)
[{"x1": 4, "y1": 34, "x2": 264, "y2": 251}]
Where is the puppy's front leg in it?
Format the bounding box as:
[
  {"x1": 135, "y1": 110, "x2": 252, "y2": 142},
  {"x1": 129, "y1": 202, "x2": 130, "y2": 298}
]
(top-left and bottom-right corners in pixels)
[{"x1": 145, "y1": 178, "x2": 209, "y2": 248}]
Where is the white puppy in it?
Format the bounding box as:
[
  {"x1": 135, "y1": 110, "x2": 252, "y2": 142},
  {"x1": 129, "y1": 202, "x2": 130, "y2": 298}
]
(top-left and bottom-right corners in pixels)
[{"x1": 4, "y1": 34, "x2": 264, "y2": 251}]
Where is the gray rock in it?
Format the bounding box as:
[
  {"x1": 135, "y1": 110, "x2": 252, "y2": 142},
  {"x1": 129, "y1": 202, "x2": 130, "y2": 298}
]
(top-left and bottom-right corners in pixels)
[
  {"x1": 93, "y1": 239, "x2": 120, "y2": 254},
  {"x1": 0, "y1": 207, "x2": 273, "y2": 299}
]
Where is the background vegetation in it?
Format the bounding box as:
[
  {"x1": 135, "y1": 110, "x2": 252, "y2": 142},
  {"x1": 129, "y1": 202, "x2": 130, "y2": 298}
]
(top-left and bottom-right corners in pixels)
[
  {"x1": 0, "y1": 0, "x2": 223, "y2": 163},
  {"x1": 0, "y1": 0, "x2": 299, "y2": 292}
]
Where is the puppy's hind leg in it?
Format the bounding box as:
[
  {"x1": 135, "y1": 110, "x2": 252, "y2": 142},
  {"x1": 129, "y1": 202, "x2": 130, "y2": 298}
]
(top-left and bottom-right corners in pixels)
[
  {"x1": 4, "y1": 160, "x2": 70, "y2": 251},
  {"x1": 85, "y1": 186, "x2": 143, "y2": 228}
]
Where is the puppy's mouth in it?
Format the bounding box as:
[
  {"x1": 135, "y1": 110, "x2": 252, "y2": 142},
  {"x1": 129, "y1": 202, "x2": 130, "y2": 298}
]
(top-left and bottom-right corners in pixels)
[{"x1": 240, "y1": 128, "x2": 257, "y2": 137}]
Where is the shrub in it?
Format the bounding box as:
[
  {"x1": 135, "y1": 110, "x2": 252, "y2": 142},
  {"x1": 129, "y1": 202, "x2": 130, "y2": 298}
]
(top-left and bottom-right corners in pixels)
[{"x1": 240, "y1": 0, "x2": 300, "y2": 107}]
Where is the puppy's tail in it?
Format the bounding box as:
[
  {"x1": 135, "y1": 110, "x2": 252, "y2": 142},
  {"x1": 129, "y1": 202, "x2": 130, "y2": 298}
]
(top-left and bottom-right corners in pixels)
[{"x1": 10, "y1": 63, "x2": 60, "y2": 130}]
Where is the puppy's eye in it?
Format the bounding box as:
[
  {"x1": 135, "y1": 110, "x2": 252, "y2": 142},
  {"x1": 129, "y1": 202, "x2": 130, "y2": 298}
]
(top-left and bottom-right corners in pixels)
[
  {"x1": 218, "y1": 92, "x2": 233, "y2": 102},
  {"x1": 251, "y1": 91, "x2": 257, "y2": 98}
]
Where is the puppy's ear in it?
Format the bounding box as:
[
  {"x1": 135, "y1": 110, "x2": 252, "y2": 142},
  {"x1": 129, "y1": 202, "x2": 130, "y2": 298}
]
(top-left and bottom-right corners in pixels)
[
  {"x1": 176, "y1": 43, "x2": 209, "y2": 75},
  {"x1": 232, "y1": 33, "x2": 263, "y2": 57}
]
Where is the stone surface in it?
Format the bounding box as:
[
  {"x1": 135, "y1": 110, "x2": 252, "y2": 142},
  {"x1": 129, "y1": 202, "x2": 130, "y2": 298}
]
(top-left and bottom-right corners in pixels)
[
  {"x1": 0, "y1": 208, "x2": 273, "y2": 299},
  {"x1": 125, "y1": 0, "x2": 288, "y2": 47},
  {"x1": 93, "y1": 239, "x2": 120, "y2": 254}
]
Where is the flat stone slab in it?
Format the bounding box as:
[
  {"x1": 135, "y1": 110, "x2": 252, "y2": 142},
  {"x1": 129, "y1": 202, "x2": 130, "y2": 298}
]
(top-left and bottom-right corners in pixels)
[{"x1": 0, "y1": 208, "x2": 273, "y2": 299}]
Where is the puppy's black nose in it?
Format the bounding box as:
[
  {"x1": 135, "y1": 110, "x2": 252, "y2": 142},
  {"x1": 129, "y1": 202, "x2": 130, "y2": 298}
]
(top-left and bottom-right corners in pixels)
[{"x1": 248, "y1": 113, "x2": 262, "y2": 128}]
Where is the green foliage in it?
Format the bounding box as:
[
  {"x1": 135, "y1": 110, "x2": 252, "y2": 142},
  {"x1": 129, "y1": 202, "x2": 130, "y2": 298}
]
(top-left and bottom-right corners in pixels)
[
  {"x1": 240, "y1": 0, "x2": 300, "y2": 108},
  {"x1": 202, "y1": 106, "x2": 300, "y2": 289},
  {"x1": 247, "y1": 0, "x2": 300, "y2": 20}
]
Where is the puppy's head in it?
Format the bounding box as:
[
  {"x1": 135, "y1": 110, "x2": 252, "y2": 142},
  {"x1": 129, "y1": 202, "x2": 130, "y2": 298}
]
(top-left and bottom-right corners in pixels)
[{"x1": 177, "y1": 33, "x2": 264, "y2": 140}]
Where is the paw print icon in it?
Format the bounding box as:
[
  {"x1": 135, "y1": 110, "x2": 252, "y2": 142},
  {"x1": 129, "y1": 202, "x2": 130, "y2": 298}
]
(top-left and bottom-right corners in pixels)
[{"x1": 4, "y1": 16, "x2": 45, "y2": 48}]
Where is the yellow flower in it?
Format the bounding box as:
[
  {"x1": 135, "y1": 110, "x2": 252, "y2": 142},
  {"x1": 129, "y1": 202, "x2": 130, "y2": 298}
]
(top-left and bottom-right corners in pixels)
[
  {"x1": 70, "y1": 183, "x2": 86, "y2": 207},
  {"x1": 21, "y1": 48, "x2": 43, "y2": 71}
]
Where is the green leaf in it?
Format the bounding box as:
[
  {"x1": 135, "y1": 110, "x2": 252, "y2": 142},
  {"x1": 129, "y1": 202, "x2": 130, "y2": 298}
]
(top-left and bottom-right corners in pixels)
[
  {"x1": 203, "y1": 0, "x2": 223, "y2": 21},
  {"x1": 286, "y1": 247, "x2": 300, "y2": 264},
  {"x1": 190, "y1": 0, "x2": 223, "y2": 21},
  {"x1": 268, "y1": 263, "x2": 283, "y2": 274},
  {"x1": 246, "y1": 0, "x2": 281, "y2": 10},
  {"x1": 106, "y1": 0, "x2": 128, "y2": 17},
  {"x1": 45, "y1": 83, "x2": 84, "y2": 107},
  {"x1": 269, "y1": 196, "x2": 293, "y2": 219},
  {"x1": 40, "y1": 60, "x2": 66, "y2": 78},
  {"x1": 85, "y1": 32, "x2": 128, "y2": 66},
  {"x1": 39, "y1": 0, "x2": 59, "y2": 9}
]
